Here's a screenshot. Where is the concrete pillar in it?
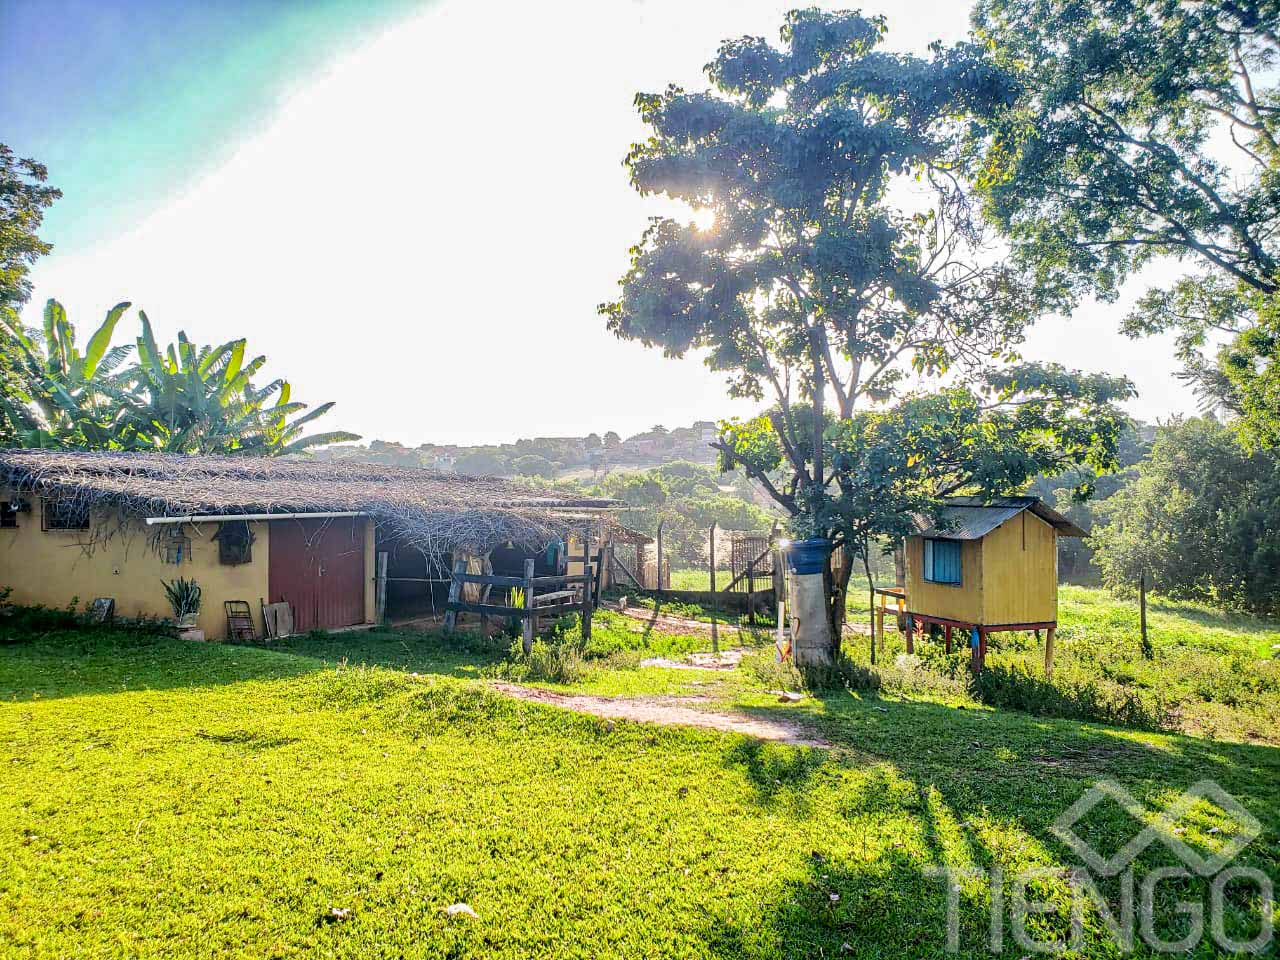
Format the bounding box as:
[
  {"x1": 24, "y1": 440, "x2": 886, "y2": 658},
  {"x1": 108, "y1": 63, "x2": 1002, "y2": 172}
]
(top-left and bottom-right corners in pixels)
[{"x1": 788, "y1": 571, "x2": 833, "y2": 667}]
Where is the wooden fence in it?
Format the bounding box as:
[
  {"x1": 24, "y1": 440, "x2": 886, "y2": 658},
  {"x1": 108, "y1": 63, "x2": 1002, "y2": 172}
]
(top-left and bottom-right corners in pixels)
[{"x1": 443, "y1": 549, "x2": 604, "y2": 653}]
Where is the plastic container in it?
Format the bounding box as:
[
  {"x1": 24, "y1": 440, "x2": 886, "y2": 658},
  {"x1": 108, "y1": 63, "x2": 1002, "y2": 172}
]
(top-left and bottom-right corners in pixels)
[{"x1": 786, "y1": 537, "x2": 832, "y2": 575}]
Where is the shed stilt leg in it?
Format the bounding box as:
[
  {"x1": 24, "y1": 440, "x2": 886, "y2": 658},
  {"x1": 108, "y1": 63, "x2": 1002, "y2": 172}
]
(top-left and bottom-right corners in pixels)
[
  {"x1": 978, "y1": 628, "x2": 988, "y2": 671},
  {"x1": 944, "y1": 625, "x2": 952, "y2": 654},
  {"x1": 1044, "y1": 625, "x2": 1056, "y2": 678},
  {"x1": 905, "y1": 617, "x2": 914, "y2": 654}
]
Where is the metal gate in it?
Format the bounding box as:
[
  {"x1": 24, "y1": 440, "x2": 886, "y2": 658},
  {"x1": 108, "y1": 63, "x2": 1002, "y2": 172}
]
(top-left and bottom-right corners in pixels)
[{"x1": 268, "y1": 518, "x2": 366, "y2": 632}]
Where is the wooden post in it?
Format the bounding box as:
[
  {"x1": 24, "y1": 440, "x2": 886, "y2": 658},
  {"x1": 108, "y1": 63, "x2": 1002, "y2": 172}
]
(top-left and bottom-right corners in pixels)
[
  {"x1": 978, "y1": 628, "x2": 988, "y2": 671},
  {"x1": 1139, "y1": 572, "x2": 1152, "y2": 659},
  {"x1": 747, "y1": 559, "x2": 756, "y2": 627},
  {"x1": 905, "y1": 615, "x2": 914, "y2": 654},
  {"x1": 443, "y1": 558, "x2": 465, "y2": 633},
  {"x1": 636, "y1": 542, "x2": 645, "y2": 589},
  {"x1": 1044, "y1": 625, "x2": 1056, "y2": 678},
  {"x1": 582, "y1": 561, "x2": 594, "y2": 644},
  {"x1": 656, "y1": 521, "x2": 664, "y2": 593},
  {"x1": 709, "y1": 521, "x2": 718, "y2": 654},
  {"x1": 522, "y1": 558, "x2": 535, "y2": 654},
  {"x1": 593, "y1": 547, "x2": 605, "y2": 607},
  {"x1": 374, "y1": 551, "x2": 388, "y2": 624},
  {"x1": 944, "y1": 624, "x2": 952, "y2": 655}
]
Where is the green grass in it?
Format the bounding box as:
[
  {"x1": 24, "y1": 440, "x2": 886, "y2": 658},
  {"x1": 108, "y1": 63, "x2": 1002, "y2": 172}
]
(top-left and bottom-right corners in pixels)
[{"x1": 0, "y1": 589, "x2": 1277, "y2": 958}]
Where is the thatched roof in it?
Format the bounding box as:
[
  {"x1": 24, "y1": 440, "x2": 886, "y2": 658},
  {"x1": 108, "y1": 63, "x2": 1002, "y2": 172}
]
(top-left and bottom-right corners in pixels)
[{"x1": 0, "y1": 449, "x2": 620, "y2": 558}]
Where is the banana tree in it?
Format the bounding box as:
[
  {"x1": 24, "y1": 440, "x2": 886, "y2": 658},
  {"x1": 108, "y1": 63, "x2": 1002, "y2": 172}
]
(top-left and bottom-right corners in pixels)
[
  {"x1": 124, "y1": 312, "x2": 358, "y2": 455},
  {"x1": 0, "y1": 299, "x2": 137, "y2": 448}
]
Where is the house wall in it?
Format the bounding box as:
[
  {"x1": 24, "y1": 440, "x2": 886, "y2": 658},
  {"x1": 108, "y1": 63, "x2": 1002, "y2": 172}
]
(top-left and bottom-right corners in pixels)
[
  {"x1": 0, "y1": 492, "x2": 378, "y2": 638},
  {"x1": 980, "y1": 511, "x2": 1058, "y2": 625},
  {"x1": 0, "y1": 491, "x2": 270, "y2": 638},
  {"x1": 904, "y1": 535, "x2": 984, "y2": 623}
]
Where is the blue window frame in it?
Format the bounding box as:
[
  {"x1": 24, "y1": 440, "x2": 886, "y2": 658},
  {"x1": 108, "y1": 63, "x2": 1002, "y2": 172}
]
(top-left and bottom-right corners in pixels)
[{"x1": 923, "y1": 538, "x2": 962, "y2": 585}]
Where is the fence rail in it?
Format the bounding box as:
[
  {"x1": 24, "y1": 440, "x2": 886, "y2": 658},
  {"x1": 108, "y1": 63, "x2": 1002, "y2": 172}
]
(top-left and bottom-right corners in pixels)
[{"x1": 443, "y1": 550, "x2": 604, "y2": 653}]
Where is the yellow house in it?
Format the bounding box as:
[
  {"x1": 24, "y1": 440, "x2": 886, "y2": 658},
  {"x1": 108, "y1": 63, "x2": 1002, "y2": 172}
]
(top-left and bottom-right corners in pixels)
[
  {"x1": 890, "y1": 496, "x2": 1085, "y2": 671},
  {"x1": 0, "y1": 450, "x2": 618, "y2": 639}
]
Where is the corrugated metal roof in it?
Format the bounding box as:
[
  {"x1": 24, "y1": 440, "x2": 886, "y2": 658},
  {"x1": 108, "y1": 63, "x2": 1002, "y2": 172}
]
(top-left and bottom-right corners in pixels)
[{"x1": 917, "y1": 496, "x2": 1088, "y2": 540}]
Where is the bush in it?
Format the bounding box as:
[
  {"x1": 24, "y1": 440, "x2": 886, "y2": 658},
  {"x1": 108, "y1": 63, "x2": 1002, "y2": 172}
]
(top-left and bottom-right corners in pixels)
[
  {"x1": 969, "y1": 662, "x2": 1175, "y2": 730},
  {"x1": 486, "y1": 638, "x2": 586, "y2": 685}
]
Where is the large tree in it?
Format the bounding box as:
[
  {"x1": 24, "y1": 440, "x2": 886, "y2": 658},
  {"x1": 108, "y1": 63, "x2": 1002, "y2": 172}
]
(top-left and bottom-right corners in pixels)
[
  {"x1": 0, "y1": 144, "x2": 61, "y2": 313},
  {"x1": 602, "y1": 10, "x2": 1130, "y2": 644},
  {"x1": 0, "y1": 144, "x2": 63, "y2": 443},
  {"x1": 973, "y1": 0, "x2": 1280, "y2": 442}
]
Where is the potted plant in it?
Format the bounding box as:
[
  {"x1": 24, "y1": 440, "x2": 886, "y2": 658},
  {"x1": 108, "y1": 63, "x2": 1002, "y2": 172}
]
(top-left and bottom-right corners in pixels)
[{"x1": 162, "y1": 577, "x2": 202, "y2": 627}]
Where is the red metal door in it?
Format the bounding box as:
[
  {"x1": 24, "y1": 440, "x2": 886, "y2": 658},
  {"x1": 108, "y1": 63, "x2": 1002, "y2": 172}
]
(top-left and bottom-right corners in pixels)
[{"x1": 269, "y1": 518, "x2": 365, "y2": 631}]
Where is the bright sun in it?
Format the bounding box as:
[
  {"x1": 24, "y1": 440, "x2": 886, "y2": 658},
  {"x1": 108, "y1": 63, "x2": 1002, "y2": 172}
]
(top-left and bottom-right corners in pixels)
[{"x1": 691, "y1": 207, "x2": 717, "y2": 231}]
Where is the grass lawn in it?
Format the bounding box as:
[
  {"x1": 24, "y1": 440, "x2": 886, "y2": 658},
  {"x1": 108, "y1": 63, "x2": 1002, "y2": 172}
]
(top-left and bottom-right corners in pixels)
[{"x1": 1, "y1": 589, "x2": 1277, "y2": 958}]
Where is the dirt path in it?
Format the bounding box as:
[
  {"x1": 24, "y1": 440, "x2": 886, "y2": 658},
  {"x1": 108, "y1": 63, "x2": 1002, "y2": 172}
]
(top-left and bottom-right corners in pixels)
[{"x1": 490, "y1": 682, "x2": 830, "y2": 748}]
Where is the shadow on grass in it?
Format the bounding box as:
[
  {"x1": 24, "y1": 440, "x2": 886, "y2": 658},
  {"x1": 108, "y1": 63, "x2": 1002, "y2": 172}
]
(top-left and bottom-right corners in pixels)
[
  {"x1": 722, "y1": 737, "x2": 833, "y2": 810},
  {"x1": 0, "y1": 622, "x2": 502, "y2": 702}
]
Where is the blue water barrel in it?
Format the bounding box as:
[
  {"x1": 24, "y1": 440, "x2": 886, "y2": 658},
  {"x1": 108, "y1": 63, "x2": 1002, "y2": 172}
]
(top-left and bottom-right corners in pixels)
[{"x1": 786, "y1": 537, "x2": 832, "y2": 575}]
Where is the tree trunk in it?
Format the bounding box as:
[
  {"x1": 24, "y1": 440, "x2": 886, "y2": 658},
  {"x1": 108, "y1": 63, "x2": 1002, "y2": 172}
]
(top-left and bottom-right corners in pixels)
[{"x1": 825, "y1": 546, "x2": 854, "y2": 656}]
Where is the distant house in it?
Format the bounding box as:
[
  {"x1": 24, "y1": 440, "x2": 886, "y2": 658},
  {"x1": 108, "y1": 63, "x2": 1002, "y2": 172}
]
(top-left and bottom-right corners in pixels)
[
  {"x1": 888, "y1": 496, "x2": 1086, "y2": 671},
  {"x1": 0, "y1": 450, "x2": 616, "y2": 638}
]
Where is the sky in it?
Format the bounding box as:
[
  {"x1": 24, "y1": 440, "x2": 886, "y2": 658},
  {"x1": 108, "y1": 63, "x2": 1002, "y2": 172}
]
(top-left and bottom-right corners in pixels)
[{"x1": 2, "y1": 0, "x2": 1199, "y2": 446}]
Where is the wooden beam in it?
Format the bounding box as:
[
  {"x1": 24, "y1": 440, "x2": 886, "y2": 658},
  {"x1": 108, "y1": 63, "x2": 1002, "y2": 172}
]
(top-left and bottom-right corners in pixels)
[
  {"x1": 374, "y1": 551, "x2": 388, "y2": 625},
  {"x1": 443, "y1": 558, "x2": 465, "y2": 633},
  {"x1": 522, "y1": 558, "x2": 535, "y2": 654},
  {"x1": 709, "y1": 521, "x2": 718, "y2": 654},
  {"x1": 1045, "y1": 625, "x2": 1056, "y2": 678}
]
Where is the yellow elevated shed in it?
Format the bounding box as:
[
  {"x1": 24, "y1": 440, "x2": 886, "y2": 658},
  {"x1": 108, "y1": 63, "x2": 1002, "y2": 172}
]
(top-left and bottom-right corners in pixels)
[{"x1": 879, "y1": 496, "x2": 1086, "y2": 672}]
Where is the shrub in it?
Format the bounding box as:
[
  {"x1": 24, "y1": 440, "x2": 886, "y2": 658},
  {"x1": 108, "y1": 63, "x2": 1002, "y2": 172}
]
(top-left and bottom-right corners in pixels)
[
  {"x1": 486, "y1": 638, "x2": 586, "y2": 685},
  {"x1": 969, "y1": 662, "x2": 1175, "y2": 730}
]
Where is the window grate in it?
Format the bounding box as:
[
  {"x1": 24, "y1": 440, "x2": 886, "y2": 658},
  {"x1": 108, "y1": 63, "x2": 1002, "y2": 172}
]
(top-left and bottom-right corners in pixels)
[{"x1": 42, "y1": 498, "x2": 90, "y2": 531}]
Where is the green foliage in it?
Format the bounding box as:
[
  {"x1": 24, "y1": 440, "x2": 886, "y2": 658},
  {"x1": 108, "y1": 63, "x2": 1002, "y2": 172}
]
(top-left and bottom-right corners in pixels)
[
  {"x1": 975, "y1": 0, "x2": 1280, "y2": 449},
  {"x1": 1027, "y1": 421, "x2": 1156, "y2": 582},
  {"x1": 968, "y1": 661, "x2": 1174, "y2": 731},
  {"x1": 1219, "y1": 292, "x2": 1280, "y2": 449},
  {"x1": 0, "y1": 300, "x2": 135, "y2": 447},
  {"x1": 453, "y1": 449, "x2": 508, "y2": 476},
  {"x1": 488, "y1": 637, "x2": 586, "y2": 685},
  {"x1": 586, "y1": 461, "x2": 776, "y2": 566},
  {"x1": 510, "y1": 454, "x2": 557, "y2": 479},
  {"x1": 1092, "y1": 417, "x2": 1280, "y2": 616},
  {"x1": 0, "y1": 144, "x2": 61, "y2": 313},
  {"x1": 602, "y1": 11, "x2": 1131, "y2": 641},
  {"x1": 1, "y1": 300, "x2": 357, "y2": 454},
  {"x1": 161, "y1": 577, "x2": 202, "y2": 619},
  {"x1": 974, "y1": 0, "x2": 1279, "y2": 301}
]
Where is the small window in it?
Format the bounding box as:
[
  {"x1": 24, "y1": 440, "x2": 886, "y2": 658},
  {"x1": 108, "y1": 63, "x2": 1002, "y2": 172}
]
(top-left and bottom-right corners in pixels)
[
  {"x1": 216, "y1": 520, "x2": 254, "y2": 565},
  {"x1": 42, "y1": 497, "x2": 90, "y2": 531},
  {"x1": 923, "y1": 538, "x2": 962, "y2": 585},
  {"x1": 0, "y1": 501, "x2": 17, "y2": 529}
]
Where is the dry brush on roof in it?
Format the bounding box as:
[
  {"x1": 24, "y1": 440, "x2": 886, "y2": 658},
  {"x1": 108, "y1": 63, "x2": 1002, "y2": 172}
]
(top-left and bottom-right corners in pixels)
[{"x1": 0, "y1": 450, "x2": 620, "y2": 559}]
